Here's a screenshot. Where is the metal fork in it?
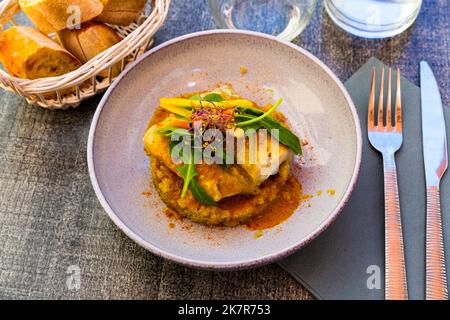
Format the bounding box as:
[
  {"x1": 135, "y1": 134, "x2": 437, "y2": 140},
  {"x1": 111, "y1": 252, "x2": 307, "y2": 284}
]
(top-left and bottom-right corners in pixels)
[{"x1": 368, "y1": 67, "x2": 408, "y2": 300}]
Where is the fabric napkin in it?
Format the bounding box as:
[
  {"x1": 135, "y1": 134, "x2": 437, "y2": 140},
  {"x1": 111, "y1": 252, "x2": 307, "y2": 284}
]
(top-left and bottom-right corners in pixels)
[{"x1": 279, "y1": 57, "x2": 450, "y2": 300}]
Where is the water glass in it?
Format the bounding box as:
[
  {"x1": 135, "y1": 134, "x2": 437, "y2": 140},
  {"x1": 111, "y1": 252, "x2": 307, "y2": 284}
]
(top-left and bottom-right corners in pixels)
[
  {"x1": 324, "y1": 0, "x2": 423, "y2": 38},
  {"x1": 208, "y1": 0, "x2": 317, "y2": 42}
]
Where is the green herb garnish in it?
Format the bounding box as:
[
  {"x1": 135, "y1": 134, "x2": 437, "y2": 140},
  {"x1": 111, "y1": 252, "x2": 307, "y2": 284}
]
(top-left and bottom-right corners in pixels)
[
  {"x1": 234, "y1": 100, "x2": 302, "y2": 155},
  {"x1": 176, "y1": 149, "x2": 197, "y2": 198},
  {"x1": 236, "y1": 98, "x2": 282, "y2": 127},
  {"x1": 203, "y1": 93, "x2": 224, "y2": 102},
  {"x1": 189, "y1": 179, "x2": 217, "y2": 206},
  {"x1": 157, "y1": 126, "x2": 191, "y2": 138},
  {"x1": 171, "y1": 140, "x2": 217, "y2": 206},
  {"x1": 190, "y1": 93, "x2": 224, "y2": 102}
]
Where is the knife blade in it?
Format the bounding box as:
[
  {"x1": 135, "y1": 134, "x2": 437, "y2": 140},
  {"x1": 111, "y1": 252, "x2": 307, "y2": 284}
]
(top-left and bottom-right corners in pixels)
[
  {"x1": 420, "y1": 60, "x2": 449, "y2": 300},
  {"x1": 421, "y1": 61, "x2": 448, "y2": 186}
]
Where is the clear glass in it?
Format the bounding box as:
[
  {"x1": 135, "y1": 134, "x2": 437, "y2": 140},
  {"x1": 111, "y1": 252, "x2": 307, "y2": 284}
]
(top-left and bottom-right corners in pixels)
[
  {"x1": 208, "y1": 0, "x2": 317, "y2": 42},
  {"x1": 324, "y1": 0, "x2": 422, "y2": 39}
]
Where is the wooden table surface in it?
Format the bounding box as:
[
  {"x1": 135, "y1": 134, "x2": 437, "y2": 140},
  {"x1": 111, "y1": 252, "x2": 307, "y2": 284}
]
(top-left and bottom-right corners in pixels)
[{"x1": 0, "y1": 0, "x2": 448, "y2": 299}]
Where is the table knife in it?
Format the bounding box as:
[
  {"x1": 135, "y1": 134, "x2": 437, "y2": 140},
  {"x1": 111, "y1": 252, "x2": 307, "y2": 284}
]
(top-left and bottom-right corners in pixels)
[{"x1": 420, "y1": 61, "x2": 449, "y2": 300}]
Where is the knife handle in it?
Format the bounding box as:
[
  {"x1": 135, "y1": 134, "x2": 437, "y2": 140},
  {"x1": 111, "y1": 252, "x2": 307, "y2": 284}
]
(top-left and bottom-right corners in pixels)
[
  {"x1": 383, "y1": 153, "x2": 408, "y2": 300},
  {"x1": 426, "y1": 186, "x2": 448, "y2": 300}
]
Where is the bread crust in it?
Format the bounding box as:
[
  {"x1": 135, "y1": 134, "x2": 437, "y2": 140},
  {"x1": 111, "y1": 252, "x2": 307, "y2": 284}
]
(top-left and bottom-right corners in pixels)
[
  {"x1": 97, "y1": 0, "x2": 146, "y2": 26},
  {"x1": 0, "y1": 26, "x2": 81, "y2": 79},
  {"x1": 57, "y1": 21, "x2": 122, "y2": 78},
  {"x1": 18, "y1": 0, "x2": 104, "y2": 33}
]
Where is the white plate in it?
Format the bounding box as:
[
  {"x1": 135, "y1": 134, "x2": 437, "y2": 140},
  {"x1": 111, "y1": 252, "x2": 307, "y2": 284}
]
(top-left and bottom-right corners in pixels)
[{"x1": 88, "y1": 30, "x2": 362, "y2": 270}]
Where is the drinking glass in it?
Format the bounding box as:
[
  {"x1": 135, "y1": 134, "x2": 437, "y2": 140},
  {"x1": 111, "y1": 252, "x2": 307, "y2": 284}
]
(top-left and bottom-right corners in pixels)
[
  {"x1": 324, "y1": 0, "x2": 423, "y2": 38},
  {"x1": 208, "y1": 0, "x2": 317, "y2": 42}
]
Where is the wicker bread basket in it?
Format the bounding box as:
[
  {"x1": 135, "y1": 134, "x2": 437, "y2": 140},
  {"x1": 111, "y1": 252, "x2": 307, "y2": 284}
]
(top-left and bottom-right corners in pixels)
[{"x1": 0, "y1": 0, "x2": 170, "y2": 109}]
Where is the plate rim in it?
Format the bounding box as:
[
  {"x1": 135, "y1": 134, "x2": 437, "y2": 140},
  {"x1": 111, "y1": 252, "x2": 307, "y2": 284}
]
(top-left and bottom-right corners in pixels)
[{"x1": 87, "y1": 29, "x2": 363, "y2": 270}]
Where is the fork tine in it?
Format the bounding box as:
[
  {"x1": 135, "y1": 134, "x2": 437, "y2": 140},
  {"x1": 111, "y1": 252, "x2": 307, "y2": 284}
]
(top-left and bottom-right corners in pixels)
[
  {"x1": 395, "y1": 68, "x2": 402, "y2": 131},
  {"x1": 368, "y1": 67, "x2": 376, "y2": 129},
  {"x1": 378, "y1": 68, "x2": 385, "y2": 126},
  {"x1": 386, "y1": 67, "x2": 392, "y2": 128}
]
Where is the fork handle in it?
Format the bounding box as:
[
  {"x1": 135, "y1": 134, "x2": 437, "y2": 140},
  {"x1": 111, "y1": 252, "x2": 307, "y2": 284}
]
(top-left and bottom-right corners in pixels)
[
  {"x1": 426, "y1": 185, "x2": 448, "y2": 300},
  {"x1": 383, "y1": 153, "x2": 408, "y2": 300}
]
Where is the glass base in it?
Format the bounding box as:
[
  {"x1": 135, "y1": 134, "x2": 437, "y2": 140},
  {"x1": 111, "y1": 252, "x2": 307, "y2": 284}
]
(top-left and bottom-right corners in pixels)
[
  {"x1": 324, "y1": 0, "x2": 422, "y2": 39},
  {"x1": 209, "y1": 0, "x2": 317, "y2": 42}
]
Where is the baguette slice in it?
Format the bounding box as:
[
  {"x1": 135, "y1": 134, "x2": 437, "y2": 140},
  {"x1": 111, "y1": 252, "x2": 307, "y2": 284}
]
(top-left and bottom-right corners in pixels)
[
  {"x1": 58, "y1": 21, "x2": 122, "y2": 78},
  {"x1": 97, "y1": 0, "x2": 146, "y2": 26},
  {"x1": 0, "y1": 26, "x2": 81, "y2": 79},
  {"x1": 18, "y1": 0, "x2": 104, "y2": 34}
]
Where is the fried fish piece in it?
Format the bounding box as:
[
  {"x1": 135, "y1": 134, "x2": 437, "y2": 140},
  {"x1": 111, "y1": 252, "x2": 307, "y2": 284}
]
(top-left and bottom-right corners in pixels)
[
  {"x1": 144, "y1": 117, "x2": 250, "y2": 201},
  {"x1": 236, "y1": 130, "x2": 293, "y2": 190},
  {"x1": 144, "y1": 115, "x2": 292, "y2": 202}
]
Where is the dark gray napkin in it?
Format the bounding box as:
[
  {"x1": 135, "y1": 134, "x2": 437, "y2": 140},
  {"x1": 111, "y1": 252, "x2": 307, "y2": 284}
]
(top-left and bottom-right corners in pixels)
[{"x1": 279, "y1": 57, "x2": 450, "y2": 300}]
